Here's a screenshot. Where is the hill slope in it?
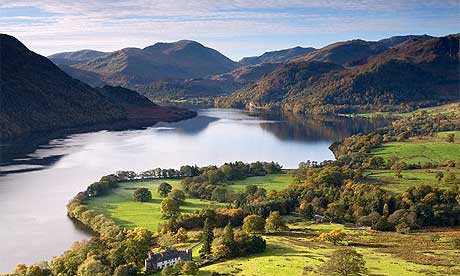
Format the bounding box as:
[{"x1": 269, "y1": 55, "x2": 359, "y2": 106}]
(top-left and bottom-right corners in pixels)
[
  {"x1": 0, "y1": 34, "x2": 196, "y2": 140},
  {"x1": 0, "y1": 34, "x2": 125, "y2": 139},
  {"x1": 139, "y1": 62, "x2": 280, "y2": 101},
  {"x1": 239, "y1": 46, "x2": 316, "y2": 66},
  {"x1": 55, "y1": 40, "x2": 237, "y2": 88},
  {"x1": 217, "y1": 35, "x2": 459, "y2": 114},
  {"x1": 49, "y1": 50, "x2": 108, "y2": 65}
]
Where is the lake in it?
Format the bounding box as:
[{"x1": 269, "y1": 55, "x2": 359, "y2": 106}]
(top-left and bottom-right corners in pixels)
[{"x1": 0, "y1": 108, "x2": 390, "y2": 273}]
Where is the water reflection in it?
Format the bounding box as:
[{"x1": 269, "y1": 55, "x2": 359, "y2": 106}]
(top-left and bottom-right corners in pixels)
[
  {"x1": 258, "y1": 111, "x2": 391, "y2": 142},
  {"x1": 0, "y1": 108, "x2": 391, "y2": 273}
]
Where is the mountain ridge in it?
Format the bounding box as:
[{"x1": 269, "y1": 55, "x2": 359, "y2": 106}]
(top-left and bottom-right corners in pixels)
[{"x1": 1, "y1": 34, "x2": 196, "y2": 140}]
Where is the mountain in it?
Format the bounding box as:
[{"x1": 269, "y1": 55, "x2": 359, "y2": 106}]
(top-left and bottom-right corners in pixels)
[
  {"x1": 292, "y1": 35, "x2": 436, "y2": 67},
  {"x1": 377, "y1": 34, "x2": 434, "y2": 48},
  {"x1": 217, "y1": 35, "x2": 459, "y2": 114},
  {"x1": 0, "y1": 34, "x2": 196, "y2": 140},
  {"x1": 0, "y1": 34, "x2": 125, "y2": 139},
  {"x1": 239, "y1": 46, "x2": 316, "y2": 66},
  {"x1": 55, "y1": 40, "x2": 238, "y2": 88},
  {"x1": 293, "y1": 39, "x2": 388, "y2": 66},
  {"x1": 49, "y1": 50, "x2": 108, "y2": 65},
  {"x1": 97, "y1": 86, "x2": 196, "y2": 123},
  {"x1": 139, "y1": 63, "x2": 280, "y2": 101}
]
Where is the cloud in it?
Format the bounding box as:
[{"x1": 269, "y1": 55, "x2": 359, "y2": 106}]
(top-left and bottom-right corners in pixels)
[{"x1": 1, "y1": 0, "x2": 458, "y2": 59}]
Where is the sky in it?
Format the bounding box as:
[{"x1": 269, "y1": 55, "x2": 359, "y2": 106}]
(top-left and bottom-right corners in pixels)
[{"x1": 1, "y1": 0, "x2": 459, "y2": 61}]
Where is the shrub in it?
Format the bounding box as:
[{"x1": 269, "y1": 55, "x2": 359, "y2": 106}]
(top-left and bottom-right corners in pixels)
[{"x1": 319, "y1": 228, "x2": 346, "y2": 245}]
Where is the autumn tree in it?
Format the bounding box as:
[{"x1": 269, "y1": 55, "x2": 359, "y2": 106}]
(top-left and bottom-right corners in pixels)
[
  {"x1": 169, "y1": 189, "x2": 186, "y2": 205},
  {"x1": 265, "y1": 211, "x2": 288, "y2": 232},
  {"x1": 123, "y1": 227, "x2": 153, "y2": 267},
  {"x1": 181, "y1": 261, "x2": 199, "y2": 275},
  {"x1": 319, "y1": 228, "x2": 346, "y2": 245},
  {"x1": 113, "y1": 263, "x2": 138, "y2": 276},
  {"x1": 77, "y1": 256, "x2": 110, "y2": 276},
  {"x1": 161, "y1": 198, "x2": 180, "y2": 218},
  {"x1": 243, "y1": 214, "x2": 265, "y2": 234},
  {"x1": 175, "y1": 227, "x2": 188, "y2": 242}
]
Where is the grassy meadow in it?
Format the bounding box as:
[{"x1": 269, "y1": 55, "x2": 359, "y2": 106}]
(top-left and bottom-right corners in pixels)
[
  {"x1": 86, "y1": 179, "x2": 225, "y2": 232},
  {"x1": 85, "y1": 174, "x2": 291, "y2": 232},
  {"x1": 342, "y1": 103, "x2": 460, "y2": 118},
  {"x1": 200, "y1": 221, "x2": 460, "y2": 276},
  {"x1": 370, "y1": 131, "x2": 460, "y2": 165},
  {"x1": 364, "y1": 169, "x2": 460, "y2": 193},
  {"x1": 224, "y1": 173, "x2": 292, "y2": 192}
]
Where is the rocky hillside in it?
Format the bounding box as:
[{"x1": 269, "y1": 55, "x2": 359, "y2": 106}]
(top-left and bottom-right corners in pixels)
[{"x1": 217, "y1": 35, "x2": 459, "y2": 114}]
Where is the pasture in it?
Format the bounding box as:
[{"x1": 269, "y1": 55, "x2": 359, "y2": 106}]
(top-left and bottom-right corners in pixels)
[{"x1": 86, "y1": 179, "x2": 224, "y2": 232}]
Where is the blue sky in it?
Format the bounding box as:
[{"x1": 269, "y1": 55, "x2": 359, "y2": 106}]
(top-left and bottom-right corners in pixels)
[{"x1": 1, "y1": 0, "x2": 458, "y2": 60}]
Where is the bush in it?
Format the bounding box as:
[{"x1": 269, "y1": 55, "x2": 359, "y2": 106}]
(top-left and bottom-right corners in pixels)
[
  {"x1": 318, "y1": 248, "x2": 367, "y2": 276},
  {"x1": 319, "y1": 228, "x2": 346, "y2": 245}
]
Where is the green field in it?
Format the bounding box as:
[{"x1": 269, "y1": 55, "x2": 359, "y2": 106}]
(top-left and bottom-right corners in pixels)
[
  {"x1": 437, "y1": 131, "x2": 460, "y2": 139},
  {"x1": 365, "y1": 169, "x2": 460, "y2": 193},
  {"x1": 371, "y1": 139, "x2": 460, "y2": 165},
  {"x1": 200, "y1": 221, "x2": 460, "y2": 276},
  {"x1": 86, "y1": 174, "x2": 291, "y2": 232},
  {"x1": 225, "y1": 173, "x2": 293, "y2": 192},
  {"x1": 86, "y1": 180, "x2": 224, "y2": 232},
  {"x1": 342, "y1": 103, "x2": 460, "y2": 118}
]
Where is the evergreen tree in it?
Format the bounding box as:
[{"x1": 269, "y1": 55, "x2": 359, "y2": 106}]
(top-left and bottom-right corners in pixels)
[{"x1": 200, "y1": 218, "x2": 214, "y2": 257}]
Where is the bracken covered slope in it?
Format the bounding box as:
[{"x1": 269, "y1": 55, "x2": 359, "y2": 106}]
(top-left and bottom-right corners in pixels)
[{"x1": 217, "y1": 35, "x2": 459, "y2": 114}]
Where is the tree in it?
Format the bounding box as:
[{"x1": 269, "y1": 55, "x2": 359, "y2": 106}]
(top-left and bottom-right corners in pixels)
[
  {"x1": 161, "y1": 266, "x2": 175, "y2": 276},
  {"x1": 169, "y1": 189, "x2": 186, "y2": 205},
  {"x1": 181, "y1": 261, "x2": 199, "y2": 275},
  {"x1": 123, "y1": 227, "x2": 154, "y2": 267},
  {"x1": 242, "y1": 214, "x2": 265, "y2": 234},
  {"x1": 436, "y1": 172, "x2": 444, "y2": 183},
  {"x1": 200, "y1": 218, "x2": 214, "y2": 256},
  {"x1": 211, "y1": 187, "x2": 228, "y2": 202},
  {"x1": 318, "y1": 249, "x2": 367, "y2": 276},
  {"x1": 158, "y1": 182, "x2": 172, "y2": 197},
  {"x1": 265, "y1": 211, "x2": 288, "y2": 232},
  {"x1": 158, "y1": 233, "x2": 178, "y2": 249},
  {"x1": 319, "y1": 228, "x2": 346, "y2": 245},
  {"x1": 444, "y1": 172, "x2": 458, "y2": 184},
  {"x1": 25, "y1": 265, "x2": 47, "y2": 276},
  {"x1": 245, "y1": 185, "x2": 258, "y2": 195},
  {"x1": 299, "y1": 202, "x2": 314, "y2": 219},
  {"x1": 175, "y1": 227, "x2": 188, "y2": 242},
  {"x1": 113, "y1": 264, "x2": 138, "y2": 276},
  {"x1": 133, "y1": 188, "x2": 152, "y2": 202},
  {"x1": 161, "y1": 198, "x2": 180, "y2": 218},
  {"x1": 446, "y1": 133, "x2": 455, "y2": 143},
  {"x1": 77, "y1": 256, "x2": 110, "y2": 276}
]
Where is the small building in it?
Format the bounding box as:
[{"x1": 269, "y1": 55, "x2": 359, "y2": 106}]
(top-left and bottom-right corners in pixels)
[
  {"x1": 145, "y1": 248, "x2": 192, "y2": 273},
  {"x1": 314, "y1": 214, "x2": 328, "y2": 223}
]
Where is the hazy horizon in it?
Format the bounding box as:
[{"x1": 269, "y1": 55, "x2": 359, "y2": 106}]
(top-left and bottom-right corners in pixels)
[{"x1": 1, "y1": 0, "x2": 459, "y2": 60}]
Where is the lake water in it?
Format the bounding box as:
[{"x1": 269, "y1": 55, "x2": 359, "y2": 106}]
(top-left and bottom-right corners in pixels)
[{"x1": 0, "y1": 108, "x2": 390, "y2": 273}]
